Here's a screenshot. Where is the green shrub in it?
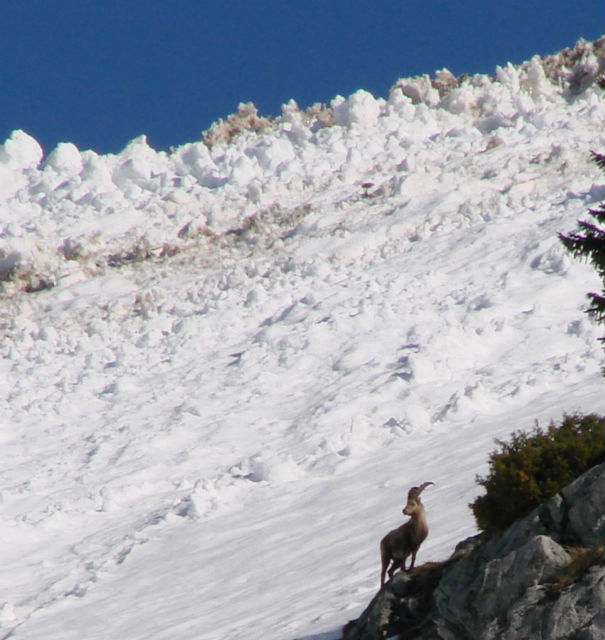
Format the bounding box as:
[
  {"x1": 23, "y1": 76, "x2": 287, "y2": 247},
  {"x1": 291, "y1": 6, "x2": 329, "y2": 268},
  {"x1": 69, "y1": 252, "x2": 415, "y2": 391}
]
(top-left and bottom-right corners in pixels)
[{"x1": 470, "y1": 413, "x2": 605, "y2": 535}]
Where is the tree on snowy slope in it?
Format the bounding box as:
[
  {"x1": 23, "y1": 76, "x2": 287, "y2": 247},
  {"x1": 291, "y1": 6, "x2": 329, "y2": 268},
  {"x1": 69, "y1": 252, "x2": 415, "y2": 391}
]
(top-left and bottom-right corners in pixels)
[{"x1": 560, "y1": 78, "x2": 605, "y2": 371}]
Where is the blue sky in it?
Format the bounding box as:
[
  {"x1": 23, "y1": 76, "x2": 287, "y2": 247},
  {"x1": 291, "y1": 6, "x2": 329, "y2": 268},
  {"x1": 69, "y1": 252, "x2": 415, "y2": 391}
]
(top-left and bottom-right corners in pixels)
[{"x1": 0, "y1": 1, "x2": 602, "y2": 154}]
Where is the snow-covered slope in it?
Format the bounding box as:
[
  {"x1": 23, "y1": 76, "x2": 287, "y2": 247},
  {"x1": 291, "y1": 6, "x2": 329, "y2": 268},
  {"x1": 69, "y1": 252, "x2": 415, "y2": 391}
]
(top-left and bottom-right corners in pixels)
[{"x1": 1, "y1": 39, "x2": 604, "y2": 640}]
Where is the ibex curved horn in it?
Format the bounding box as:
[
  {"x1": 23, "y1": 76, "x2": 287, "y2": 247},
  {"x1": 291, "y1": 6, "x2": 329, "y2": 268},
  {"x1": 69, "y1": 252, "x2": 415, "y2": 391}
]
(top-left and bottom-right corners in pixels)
[{"x1": 408, "y1": 481, "x2": 434, "y2": 499}]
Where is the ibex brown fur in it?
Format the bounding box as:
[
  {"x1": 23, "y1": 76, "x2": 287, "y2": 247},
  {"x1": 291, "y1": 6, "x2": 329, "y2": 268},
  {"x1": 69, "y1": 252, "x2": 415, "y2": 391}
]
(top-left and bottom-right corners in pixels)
[{"x1": 379, "y1": 482, "x2": 434, "y2": 587}]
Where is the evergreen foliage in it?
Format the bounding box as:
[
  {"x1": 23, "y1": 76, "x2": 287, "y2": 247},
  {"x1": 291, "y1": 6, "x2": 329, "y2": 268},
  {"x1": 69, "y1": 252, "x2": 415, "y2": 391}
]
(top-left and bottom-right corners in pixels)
[
  {"x1": 470, "y1": 414, "x2": 605, "y2": 535},
  {"x1": 559, "y1": 76, "x2": 605, "y2": 365}
]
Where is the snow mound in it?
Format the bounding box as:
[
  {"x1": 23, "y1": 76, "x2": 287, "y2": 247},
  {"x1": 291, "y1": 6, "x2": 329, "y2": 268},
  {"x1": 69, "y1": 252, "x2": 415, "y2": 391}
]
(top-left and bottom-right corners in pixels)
[{"x1": 0, "y1": 37, "x2": 602, "y2": 295}]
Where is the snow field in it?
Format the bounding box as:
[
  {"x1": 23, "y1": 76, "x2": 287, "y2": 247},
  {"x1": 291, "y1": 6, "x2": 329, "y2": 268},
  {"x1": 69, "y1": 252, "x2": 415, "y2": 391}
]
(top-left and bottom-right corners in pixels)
[{"x1": 1, "y1": 40, "x2": 605, "y2": 639}]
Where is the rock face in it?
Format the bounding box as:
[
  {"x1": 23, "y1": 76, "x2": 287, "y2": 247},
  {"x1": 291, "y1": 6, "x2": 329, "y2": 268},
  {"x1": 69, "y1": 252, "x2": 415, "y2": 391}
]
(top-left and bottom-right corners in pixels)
[{"x1": 343, "y1": 462, "x2": 605, "y2": 640}]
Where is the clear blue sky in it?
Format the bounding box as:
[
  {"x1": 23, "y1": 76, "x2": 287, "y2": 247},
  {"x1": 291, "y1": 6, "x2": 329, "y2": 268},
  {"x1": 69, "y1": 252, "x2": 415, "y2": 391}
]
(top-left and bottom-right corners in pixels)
[{"x1": 0, "y1": 1, "x2": 602, "y2": 154}]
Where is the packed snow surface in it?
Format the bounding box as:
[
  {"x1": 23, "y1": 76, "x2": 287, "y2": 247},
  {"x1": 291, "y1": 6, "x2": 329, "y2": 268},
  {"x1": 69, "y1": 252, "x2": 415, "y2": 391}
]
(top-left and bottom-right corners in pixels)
[{"x1": 1, "y1": 42, "x2": 605, "y2": 639}]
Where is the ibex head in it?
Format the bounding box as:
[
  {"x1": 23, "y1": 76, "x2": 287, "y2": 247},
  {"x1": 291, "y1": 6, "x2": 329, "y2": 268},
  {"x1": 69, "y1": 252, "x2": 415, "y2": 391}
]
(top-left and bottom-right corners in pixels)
[{"x1": 403, "y1": 481, "x2": 434, "y2": 515}]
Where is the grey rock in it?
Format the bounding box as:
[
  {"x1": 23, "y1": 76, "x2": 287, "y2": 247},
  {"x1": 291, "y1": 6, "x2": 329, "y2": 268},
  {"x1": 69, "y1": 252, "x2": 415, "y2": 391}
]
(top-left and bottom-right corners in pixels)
[
  {"x1": 562, "y1": 464, "x2": 605, "y2": 547},
  {"x1": 433, "y1": 534, "x2": 571, "y2": 639},
  {"x1": 341, "y1": 462, "x2": 605, "y2": 640},
  {"x1": 342, "y1": 563, "x2": 448, "y2": 640}
]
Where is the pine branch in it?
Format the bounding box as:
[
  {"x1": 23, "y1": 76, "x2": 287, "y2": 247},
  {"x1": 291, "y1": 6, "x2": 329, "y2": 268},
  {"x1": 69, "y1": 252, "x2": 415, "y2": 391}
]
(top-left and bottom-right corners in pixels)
[
  {"x1": 588, "y1": 204, "x2": 605, "y2": 225},
  {"x1": 559, "y1": 230, "x2": 605, "y2": 278},
  {"x1": 591, "y1": 151, "x2": 605, "y2": 173},
  {"x1": 577, "y1": 218, "x2": 605, "y2": 234},
  {"x1": 560, "y1": 228, "x2": 605, "y2": 251},
  {"x1": 587, "y1": 291, "x2": 605, "y2": 322}
]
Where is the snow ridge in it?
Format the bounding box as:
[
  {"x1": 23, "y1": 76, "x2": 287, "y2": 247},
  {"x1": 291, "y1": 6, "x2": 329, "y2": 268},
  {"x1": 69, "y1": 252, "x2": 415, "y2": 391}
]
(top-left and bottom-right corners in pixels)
[{"x1": 0, "y1": 37, "x2": 603, "y2": 295}]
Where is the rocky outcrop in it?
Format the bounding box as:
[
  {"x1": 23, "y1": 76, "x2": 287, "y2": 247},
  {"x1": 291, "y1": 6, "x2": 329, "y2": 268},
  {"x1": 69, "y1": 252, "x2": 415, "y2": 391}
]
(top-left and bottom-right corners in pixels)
[{"x1": 343, "y1": 462, "x2": 605, "y2": 640}]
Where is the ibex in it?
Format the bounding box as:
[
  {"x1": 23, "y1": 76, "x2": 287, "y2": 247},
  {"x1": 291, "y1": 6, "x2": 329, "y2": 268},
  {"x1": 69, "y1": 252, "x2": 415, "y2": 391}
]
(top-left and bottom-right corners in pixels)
[{"x1": 379, "y1": 482, "x2": 434, "y2": 587}]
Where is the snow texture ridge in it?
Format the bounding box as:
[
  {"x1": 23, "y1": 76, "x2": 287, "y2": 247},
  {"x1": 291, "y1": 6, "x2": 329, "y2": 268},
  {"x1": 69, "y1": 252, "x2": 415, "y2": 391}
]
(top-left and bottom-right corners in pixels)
[
  {"x1": 0, "y1": 36, "x2": 604, "y2": 640},
  {"x1": 0, "y1": 36, "x2": 602, "y2": 294}
]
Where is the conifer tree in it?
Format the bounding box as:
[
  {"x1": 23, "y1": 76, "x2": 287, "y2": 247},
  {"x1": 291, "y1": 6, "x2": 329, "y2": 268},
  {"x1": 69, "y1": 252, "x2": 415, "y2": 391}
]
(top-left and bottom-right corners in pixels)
[{"x1": 559, "y1": 146, "x2": 605, "y2": 367}]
